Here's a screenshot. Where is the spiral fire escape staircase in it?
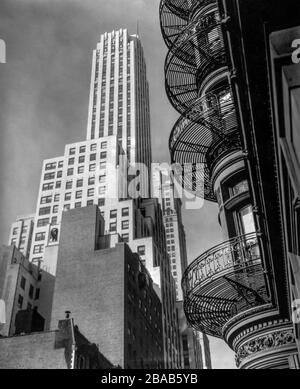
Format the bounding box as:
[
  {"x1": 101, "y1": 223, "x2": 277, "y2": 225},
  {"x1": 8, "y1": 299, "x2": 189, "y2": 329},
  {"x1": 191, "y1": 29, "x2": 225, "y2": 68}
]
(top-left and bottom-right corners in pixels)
[{"x1": 160, "y1": 0, "x2": 296, "y2": 368}]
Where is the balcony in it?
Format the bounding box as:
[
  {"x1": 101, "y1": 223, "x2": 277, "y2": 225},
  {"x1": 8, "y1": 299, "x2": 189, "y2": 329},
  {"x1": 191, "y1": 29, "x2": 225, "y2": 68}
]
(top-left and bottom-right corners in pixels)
[
  {"x1": 164, "y1": 4, "x2": 226, "y2": 114},
  {"x1": 182, "y1": 233, "x2": 270, "y2": 337},
  {"x1": 169, "y1": 87, "x2": 241, "y2": 200}
]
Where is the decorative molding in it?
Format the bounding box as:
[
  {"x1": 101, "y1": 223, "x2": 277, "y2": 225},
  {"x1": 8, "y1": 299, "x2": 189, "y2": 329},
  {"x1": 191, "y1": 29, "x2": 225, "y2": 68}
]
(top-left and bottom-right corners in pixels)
[{"x1": 235, "y1": 330, "x2": 295, "y2": 367}]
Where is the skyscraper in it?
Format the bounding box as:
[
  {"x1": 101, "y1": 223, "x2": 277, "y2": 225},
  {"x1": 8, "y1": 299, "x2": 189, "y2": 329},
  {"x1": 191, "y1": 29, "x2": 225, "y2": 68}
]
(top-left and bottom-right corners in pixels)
[{"x1": 16, "y1": 28, "x2": 181, "y2": 368}]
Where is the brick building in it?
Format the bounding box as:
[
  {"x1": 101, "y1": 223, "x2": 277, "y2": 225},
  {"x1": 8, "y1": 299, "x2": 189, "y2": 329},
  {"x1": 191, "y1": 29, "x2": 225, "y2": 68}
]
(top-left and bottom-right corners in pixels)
[{"x1": 50, "y1": 206, "x2": 164, "y2": 369}]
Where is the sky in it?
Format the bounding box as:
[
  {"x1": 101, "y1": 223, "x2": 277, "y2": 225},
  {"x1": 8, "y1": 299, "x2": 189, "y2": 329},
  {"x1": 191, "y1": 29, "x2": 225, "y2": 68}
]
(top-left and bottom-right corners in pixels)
[{"x1": 0, "y1": 0, "x2": 236, "y2": 369}]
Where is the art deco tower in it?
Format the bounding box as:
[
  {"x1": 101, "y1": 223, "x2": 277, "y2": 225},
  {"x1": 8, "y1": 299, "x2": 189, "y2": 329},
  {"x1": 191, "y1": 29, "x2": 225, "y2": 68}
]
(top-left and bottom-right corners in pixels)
[{"x1": 86, "y1": 30, "x2": 152, "y2": 173}]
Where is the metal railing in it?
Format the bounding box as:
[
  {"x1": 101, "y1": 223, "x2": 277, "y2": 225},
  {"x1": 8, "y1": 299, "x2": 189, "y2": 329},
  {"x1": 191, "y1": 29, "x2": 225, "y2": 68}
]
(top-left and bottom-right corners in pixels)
[{"x1": 182, "y1": 232, "x2": 261, "y2": 297}]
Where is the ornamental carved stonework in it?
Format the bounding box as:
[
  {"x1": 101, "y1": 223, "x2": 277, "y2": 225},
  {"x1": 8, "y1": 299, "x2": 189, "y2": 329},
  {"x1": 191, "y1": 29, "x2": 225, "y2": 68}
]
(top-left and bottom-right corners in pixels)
[{"x1": 235, "y1": 330, "x2": 295, "y2": 367}]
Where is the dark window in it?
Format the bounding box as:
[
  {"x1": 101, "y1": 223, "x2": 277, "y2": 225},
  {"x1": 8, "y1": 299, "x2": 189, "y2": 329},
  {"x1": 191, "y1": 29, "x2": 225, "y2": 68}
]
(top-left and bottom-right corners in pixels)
[
  {"x1": 37, "y1": 218, "x2": 49, "y2": 227},
  {"x1": 29, "y1": 285, "x2": 34, "y2": 299},
  {"x1": 79, "y1": 146, "x2": 86, "y2": 153},
  {"x1": 17, "y1": 295, "x2": 23, "y2": 309},
  {"x1": 69, "y1": 147, "x2": 76, "y2": 155},
  {"x1": 137, "y1": 245, "x2": 145, "y2": 256},
  {"x1": 35, "y1": 232, "x2": 45, "y2": 241},
  {"x1": 98, "y1": 198, "x2": 105, "y2": 206},
  {"x1": 87, "y1": 200, "x2": 94, "y2": 206},
  {"x1": 90, "y1": 154, "x2": 96, "y2": 161},
  {"x1": 66, "y1": 181, "x2": 72, "y2": 189},
  {"x1": 65, "y1": 193, "x2": 71, "y2": 201},
  {"x1": 77, "y1": 179, "x2": 83, "y2": 188},
  {"x1": 35, "y1": 288, "x2": 40, "y2": 300},
  {"x1": 110, "y1": 209, "x2": 117, "y2": 218},
  {"x1": 57, "y1": 171, "x2": 63, "y2": 178},
  {"x1": 122, "y1": 234, "x2": 129, "y2": 243},
  {"x1": 100, "y1": 151, "x2": 107, "y2": 159},
  {"x1": 39, "y1": 207, "x2": 51, "y2": 216},
  {"x1": 67, "y1": 168, "x2": 74, "y2": 176},
  {"x1": 76, "y1": 191, "x2": 82, "y2": 199},
  {"x1": 110, "y1": 222, "x2": 117, "y2": 232},
  {"x1": 44, "y1": 172, "x2": 55, "y2": 181},
  {"x1": 122, "y1": 207, "x2": 129, "y2": 217},
  {"x1": 20, "y1": 276, "x2": 26, "y2": 290},
  {"x1": 87, "y1": 188, "x2": 94, "y2": 197},
  {"x1": 79, "y1": 155, "x2": 85, "y2": 163},
  {"x1": 122, "y1": 220, "x2": 129, "y2": 230},
  {"x1": 75, "y1": 202, "x2": 81, "y2": 208},
  {"x1": 88, "y1": 177, "x2": 95, "y2": 185}
]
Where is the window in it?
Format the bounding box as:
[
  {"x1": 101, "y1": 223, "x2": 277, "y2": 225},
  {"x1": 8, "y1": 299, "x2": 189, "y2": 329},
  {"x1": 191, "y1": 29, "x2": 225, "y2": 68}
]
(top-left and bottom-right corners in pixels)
[
  {"x1": 69, "y1": 147, "x2": 76, "y2": 155},
  {"x1": 64, "y1": 204, "x2": 70, "y2": 211},
  {"x1": 58, "y1": 161, "x2": 64, "y2": 168},
  {"x1": 100, "y1": 161, "x2": 106, "y2": 170},
  {"x1": 99, "y1": 175, "x2": 106, "y2": 183},
  {"x1": 57, "y1": 171, "x2": 63, "y2": 179},
  {"x1": 35, "y1": 288, "x2": 40, "y2": 300},
  {"x1": 90, "y1": 143, "x2": 97, "y2": 151},
  {"x1": 231, "y1": 180, "x2": 249, "y2": 196},
  {"x1": 110, "y1": 222, "x2": 117, "y2": 232},
  {"x1": 53, "y1": 205, "x2": 59, "y2": 213},
  {"x1": 33, "y1": 244, "x2": 44, "y2": 254},
  {"x1": 110, "y1": 209, "x2": 117, "y2": 218},
  {"x1": 100, "y1": 151, "x2": 107, "y2": 159},
  {"x1": 17, "y1": 295, "x2": 23, "y2": 309},
  {"x1": 238, "y1": 205, "x2": 256, "y2": 235},
  {"x1": 54, "y1": 194, "x2": 60, "y2": 202},
  {"x1": 101, "y1": 141, "x2": 107, "y2": 149},
  {"x1": 89, "y1": 163, "x2": 96, "y2": 172},
  {"x1": 77, "y1": 179, "x2": 83, "y2": 188},
  {"x1": 12, "y1": 227, "x2": 18, "y2": 235},
  {"x1": 87, "y1": 200, "x2": 94, "y2": 206},
  {"x1": 41, "y1": 195, "x2": 52, "y2": 204},
  {"x1": 67, "y1": 168, "x2": 74, "y2": 176},
  {"x1": 37, "y1": 218, "x2": 49, "y2": 227},
  {"x1": 65, "y1": 193, "x2": 71, "y2": 201},
  {"x1": 76, "y1": 191, "x2": 83, "y2": 199},
  {"x1": 87, "y1": 188, "x2": 94, "y2": 197},
  {"x1": 137, "y1": 245, "x2": 145, "y2": 256},
  {"x1": 122, "y1": 207, "x2": 129, "y2": 217},
  {"x1": 39, "y1": 206, "x2": 51, "y2": 216},
  {"x1": 45, "y1": 162, "x2": 56, "y2": 170},
  {"x1": 90, "y1": 153, "x2": 96, "y2": 161},
  {"x1": 88, "y1": 177, "x2": 95, "y2": 185},
  {"x1": 99, "y1": 186, "x2": 106, "y2": 195},
  {"x1": 75, "y1": 202, "x2": 81, "y2": 208},
  {"x1": 35, "y1": 232, "x2": 45, "y2": 241},
  {"x1": 29, "y1": 285, "x2": 34, "y2": 299},
  {"x1": 79, "y1": 145, "x2": 86, "y2": 153},
  {"x1": 122, "y1": 233, "x2": 129, "y2": 242},
  {"x1": 44, "y1": 172, "x2": 55, "y2": 181},
  {"x1": 20, "y1": 276, "x2": 26, "y2": 290},
  {"x1": 78, "y1": 165, "x2": 84, "y2": 174},
  {"x1": 98, "y1": 198, "x2": 105, "y2": 207},
  {"x1": 122, "y1": 220, "x2": 129, "y2": 230},
  {"x1": 56, "y1": 181, "x2": 61, "y2": 189},
  {"x1": 78, "y1": 155, "x2": 85, "y2": 164},
  {"x1": 51, "y1": 216, "x2": 58, "y2": 225}
]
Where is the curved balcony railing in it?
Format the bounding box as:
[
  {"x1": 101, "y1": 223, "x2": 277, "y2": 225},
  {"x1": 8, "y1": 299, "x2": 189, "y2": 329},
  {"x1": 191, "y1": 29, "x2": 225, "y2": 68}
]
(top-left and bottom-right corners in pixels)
[
  {"x1": 164, "y1": 6, "x2": 226, "y2": 114},
  {"x1": 182, "y1": 233, "x2": 270, "y2": 337},
  {"x1": 160, "y1": 0, "x2": 217, "y2": 49},
  {"x1": 168, "y1": 88, "x2": 241, "y2": 200}
]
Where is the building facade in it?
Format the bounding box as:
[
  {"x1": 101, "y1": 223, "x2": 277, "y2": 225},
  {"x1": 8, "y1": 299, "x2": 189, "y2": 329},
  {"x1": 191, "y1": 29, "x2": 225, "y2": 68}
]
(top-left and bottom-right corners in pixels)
[
  {"x1": 8, "y1": 214, "x2": 34, "y2": 260},
  {"x1": 0, "y1": 245, "x2": 55, "y2": 337},
  {"x1": 160, "y1": 0, "x2": 300, "y2": 369},
  {"x1": 50, "y1": 206, "x2": 164, "y2": 369},
  {"x1": 7, "y1": 29, "x2": 180, "y2": 368}
]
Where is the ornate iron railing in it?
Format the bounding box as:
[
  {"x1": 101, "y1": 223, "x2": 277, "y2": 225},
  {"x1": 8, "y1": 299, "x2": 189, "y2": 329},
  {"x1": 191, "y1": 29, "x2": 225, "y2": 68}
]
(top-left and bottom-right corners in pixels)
[
  {"x1": 182, "y1": 232, "x2": 260, "y2": 297},
  {"x1": 168, "y1": 88, "x2": 240, "y2": 200},
  {"x1": 164, "y1": 2, "x2": 226, "y2": 114}
]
